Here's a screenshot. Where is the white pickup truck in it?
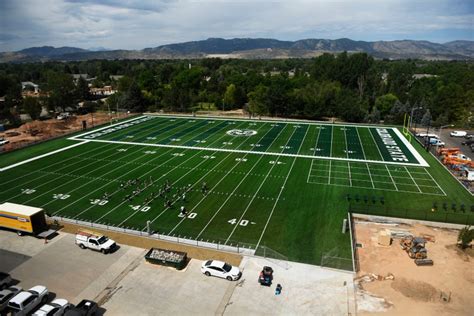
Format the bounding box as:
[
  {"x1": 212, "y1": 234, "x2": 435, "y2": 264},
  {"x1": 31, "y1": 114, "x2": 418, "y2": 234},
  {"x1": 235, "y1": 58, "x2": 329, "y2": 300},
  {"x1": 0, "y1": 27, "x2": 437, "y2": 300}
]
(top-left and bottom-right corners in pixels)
[{"x1": 75, "y1": 230, "x2": 117, "y2": 254}]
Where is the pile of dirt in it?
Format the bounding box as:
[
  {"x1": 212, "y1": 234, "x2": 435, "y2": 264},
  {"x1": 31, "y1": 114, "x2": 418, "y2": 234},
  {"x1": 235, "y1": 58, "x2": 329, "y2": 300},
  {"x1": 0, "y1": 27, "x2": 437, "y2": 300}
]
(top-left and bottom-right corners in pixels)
[{"x1": 391, "y1": 277, "x2": 439, "y2": 302}]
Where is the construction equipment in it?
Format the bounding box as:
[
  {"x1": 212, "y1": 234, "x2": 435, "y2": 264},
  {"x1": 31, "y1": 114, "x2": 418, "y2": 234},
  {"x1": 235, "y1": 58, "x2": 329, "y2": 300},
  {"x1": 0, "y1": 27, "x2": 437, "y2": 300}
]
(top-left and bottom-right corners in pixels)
[
  {"x1": 437, "y1": 147, "x2": 460, "y2": 156},
  {"x1": 415, "y1": 259, "x2": 434, "y2": 266},
  {"x1": 400, "y1": 236, "x2": 428, "y2": 259}
]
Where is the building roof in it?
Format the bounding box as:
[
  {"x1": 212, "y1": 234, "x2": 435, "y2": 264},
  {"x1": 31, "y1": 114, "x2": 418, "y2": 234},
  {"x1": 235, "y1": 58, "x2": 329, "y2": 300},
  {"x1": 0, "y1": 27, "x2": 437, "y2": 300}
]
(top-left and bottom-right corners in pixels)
[{"x1": 0, "y1": 202, "x2": 43, "y2": 216}]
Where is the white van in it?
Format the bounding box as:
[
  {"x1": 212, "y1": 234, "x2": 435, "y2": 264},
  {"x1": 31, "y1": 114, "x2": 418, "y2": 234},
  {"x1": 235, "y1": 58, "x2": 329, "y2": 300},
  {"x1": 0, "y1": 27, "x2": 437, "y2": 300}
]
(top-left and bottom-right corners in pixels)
[{"x1": 450, "y1": 131, "x2": 467, "y2": 137}]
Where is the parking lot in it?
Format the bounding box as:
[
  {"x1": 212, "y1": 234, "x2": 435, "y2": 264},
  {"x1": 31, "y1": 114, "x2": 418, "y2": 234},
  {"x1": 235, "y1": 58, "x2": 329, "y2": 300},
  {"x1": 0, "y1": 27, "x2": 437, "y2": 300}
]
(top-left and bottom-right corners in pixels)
[
  {"x1": 0, "y1": 229, "x2": 355, "y2": 315},
  {"x1": 439, "y1": 129, "x2": 474, "y2": 161}
]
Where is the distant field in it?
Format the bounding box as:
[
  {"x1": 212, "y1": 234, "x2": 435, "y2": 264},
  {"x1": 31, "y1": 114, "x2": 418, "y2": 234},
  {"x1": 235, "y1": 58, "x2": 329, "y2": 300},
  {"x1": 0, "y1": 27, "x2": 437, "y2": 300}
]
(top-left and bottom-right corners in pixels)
[{"x1": 1, "y1": 115, "x2": 472, "y2": 268}]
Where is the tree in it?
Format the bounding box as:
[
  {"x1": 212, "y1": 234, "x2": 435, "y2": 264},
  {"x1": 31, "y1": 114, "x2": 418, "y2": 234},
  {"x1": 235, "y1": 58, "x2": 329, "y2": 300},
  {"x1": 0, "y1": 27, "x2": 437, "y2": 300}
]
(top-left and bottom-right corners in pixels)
[
  {"x1": 248, "y1": 85, "x2": 269, "y2": 116},
  {"x1": 123, "y1": 81, "x2": 146, "y2": 112},
  {"x1": 23, "y1": 97, "x2": 42, "y2": 120},
  {"x1": 47, "y1": 72, "x2": 75, "y2": 112},
  {"x1": 75, "y1": 77, "x2": 90, "y2": 101},
  {"x1": 420, "y1": 109, "x2": 432, "y2": 127},
  {"x1": 375, "y1": 93, "x2": 398, "y2": 117},
  {"x1": 457, "y1": 226, "x2": 473, "y2": 249},
  {"x1": 223, "y1": 84, "x2": 237, "y2": 110}
]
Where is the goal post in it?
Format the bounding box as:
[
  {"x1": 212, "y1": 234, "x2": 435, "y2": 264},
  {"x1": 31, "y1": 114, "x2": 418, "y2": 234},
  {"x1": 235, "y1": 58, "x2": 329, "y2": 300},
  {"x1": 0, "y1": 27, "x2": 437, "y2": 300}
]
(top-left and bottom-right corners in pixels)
[{"x1": 402, "y1": 113, "x2": 412, "y2": 143}]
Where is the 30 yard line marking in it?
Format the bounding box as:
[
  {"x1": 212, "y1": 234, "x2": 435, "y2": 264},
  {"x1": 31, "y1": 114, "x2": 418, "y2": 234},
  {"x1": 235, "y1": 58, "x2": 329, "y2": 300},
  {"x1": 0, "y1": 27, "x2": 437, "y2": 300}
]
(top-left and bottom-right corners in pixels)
[{"x1": 404, "y1": 166, "x2": 422, "y2": 193}]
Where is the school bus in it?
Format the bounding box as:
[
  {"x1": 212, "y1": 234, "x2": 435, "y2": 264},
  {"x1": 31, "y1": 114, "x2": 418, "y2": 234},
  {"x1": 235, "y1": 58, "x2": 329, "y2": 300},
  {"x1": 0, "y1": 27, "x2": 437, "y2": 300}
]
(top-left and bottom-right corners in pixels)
[{"x1": 0, "y1": 202, "x2": 47, "y2": 235}]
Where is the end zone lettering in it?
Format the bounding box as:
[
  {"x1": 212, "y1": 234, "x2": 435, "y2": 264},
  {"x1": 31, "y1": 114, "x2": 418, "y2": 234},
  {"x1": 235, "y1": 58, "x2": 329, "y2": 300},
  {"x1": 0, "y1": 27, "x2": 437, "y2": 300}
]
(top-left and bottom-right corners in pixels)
[
  {"x1": 83, "y1": 117, "x2": 153, "y2": 139},
  {"x1": 376, "y1": 128, "x2": 409, "y2": 162}
]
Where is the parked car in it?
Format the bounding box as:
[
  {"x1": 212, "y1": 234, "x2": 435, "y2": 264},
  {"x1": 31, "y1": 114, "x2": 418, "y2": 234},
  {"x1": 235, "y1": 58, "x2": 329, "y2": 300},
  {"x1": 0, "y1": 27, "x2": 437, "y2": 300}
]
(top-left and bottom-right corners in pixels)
[
  {"x1": 0, "y1": 273, "x2": 11, "y2": 290},
  {"x1": 75, "y1": 230, "x2": 117, "y2": 254},
  {"x1": 450, "y1": 131, "x2": 467, "y2": 137},
  {"x1": 0, "y1": 138, "x2": 9, "y2": 146},
  {"x1": 33, "y1": 298, "x2": 71, "y2": 316},
  {"x1": 64, "y1": 299, "x2": 98, "y2": 316},
  {"x1": 56, "y1": 113, "x2": 71, "y2": 120},
  {"x1": 8, "y1": 285, "x2": 49, "y2": 316},
  {"x1": 0, "y1": 285, "x2": 22, "y2": 313},
  {"x1": 464, "y1": 134, "x2": 474, "y2": 139},
  {"x1": 461, "y1": 139, "x2": 474, "y2": 146},
  {"x1": 429, "y1": 138, "x2": 445, "y2": 147},
  {"x1": 201, "y1": 260, "x2": 242, "y2": 281}
]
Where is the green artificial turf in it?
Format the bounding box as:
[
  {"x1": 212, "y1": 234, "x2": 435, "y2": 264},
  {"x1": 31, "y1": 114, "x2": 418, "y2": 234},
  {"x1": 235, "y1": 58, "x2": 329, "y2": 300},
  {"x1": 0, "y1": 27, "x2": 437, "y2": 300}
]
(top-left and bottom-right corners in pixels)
[{"x1": 0, "y1": 115, "x2": 472, "y2": 270}]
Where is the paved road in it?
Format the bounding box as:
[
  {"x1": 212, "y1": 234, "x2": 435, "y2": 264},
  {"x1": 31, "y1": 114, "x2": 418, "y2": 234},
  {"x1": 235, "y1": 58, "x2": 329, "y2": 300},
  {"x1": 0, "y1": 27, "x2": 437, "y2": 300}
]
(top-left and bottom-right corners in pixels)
[{"x1": 439, "y1": 129, "x2": 474, "y2": 161}]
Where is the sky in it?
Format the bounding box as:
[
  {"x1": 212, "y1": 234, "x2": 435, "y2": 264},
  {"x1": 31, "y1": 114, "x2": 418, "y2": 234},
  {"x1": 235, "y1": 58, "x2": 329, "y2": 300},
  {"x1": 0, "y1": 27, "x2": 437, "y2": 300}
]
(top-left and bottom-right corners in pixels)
[{"x1": 0, "y1": 0, "x2": 473, "y2": 51}]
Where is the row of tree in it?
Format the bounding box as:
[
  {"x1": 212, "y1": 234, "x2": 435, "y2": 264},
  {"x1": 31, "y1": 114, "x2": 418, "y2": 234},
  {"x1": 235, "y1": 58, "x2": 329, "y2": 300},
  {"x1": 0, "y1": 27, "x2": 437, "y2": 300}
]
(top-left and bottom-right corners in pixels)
[{"x1": 0, "y1": 54, "x2": 472, "y2": 127}]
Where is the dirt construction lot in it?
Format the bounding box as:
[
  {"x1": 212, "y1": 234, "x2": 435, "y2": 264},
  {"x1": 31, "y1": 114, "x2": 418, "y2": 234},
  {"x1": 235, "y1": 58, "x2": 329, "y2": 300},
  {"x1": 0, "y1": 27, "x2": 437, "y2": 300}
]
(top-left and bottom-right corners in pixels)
[{"x1": 354, "y1": 217, "x2": 474, "y2": 316}]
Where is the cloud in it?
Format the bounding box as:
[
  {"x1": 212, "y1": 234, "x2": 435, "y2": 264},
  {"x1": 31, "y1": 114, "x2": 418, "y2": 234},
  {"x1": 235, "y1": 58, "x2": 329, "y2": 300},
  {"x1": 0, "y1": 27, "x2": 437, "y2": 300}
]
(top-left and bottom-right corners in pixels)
[{"x1": 0, "y1": 0, "x2": 472, "y2": 51}]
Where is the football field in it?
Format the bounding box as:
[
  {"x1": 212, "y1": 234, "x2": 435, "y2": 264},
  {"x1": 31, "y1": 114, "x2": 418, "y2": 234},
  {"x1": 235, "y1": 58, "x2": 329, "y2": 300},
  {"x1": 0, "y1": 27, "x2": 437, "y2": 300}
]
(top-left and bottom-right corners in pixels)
[{"x1": 0, "y1": 115, "x2": 472, "y2": 268}]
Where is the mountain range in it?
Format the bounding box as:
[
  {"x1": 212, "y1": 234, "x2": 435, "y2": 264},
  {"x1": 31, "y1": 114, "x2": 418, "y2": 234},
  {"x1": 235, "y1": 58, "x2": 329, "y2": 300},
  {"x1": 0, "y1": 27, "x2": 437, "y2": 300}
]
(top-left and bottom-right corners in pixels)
[{"x1": 1, "y1": 38, "x2": 473, "y2": 62}]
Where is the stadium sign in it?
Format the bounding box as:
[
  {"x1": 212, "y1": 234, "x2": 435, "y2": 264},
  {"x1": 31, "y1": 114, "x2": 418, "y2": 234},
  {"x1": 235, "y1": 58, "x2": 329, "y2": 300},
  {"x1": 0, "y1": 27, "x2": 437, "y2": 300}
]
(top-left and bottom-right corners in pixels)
[{"x1": 226, "y1": 129, "x2": 257, "y2": 137}]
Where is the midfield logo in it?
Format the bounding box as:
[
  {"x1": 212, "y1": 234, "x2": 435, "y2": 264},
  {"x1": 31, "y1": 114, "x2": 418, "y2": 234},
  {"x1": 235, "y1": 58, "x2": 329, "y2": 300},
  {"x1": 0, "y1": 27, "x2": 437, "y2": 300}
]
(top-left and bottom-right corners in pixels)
[{"x1": 226, "y1": 129, "x2": 257, "y2": 137}]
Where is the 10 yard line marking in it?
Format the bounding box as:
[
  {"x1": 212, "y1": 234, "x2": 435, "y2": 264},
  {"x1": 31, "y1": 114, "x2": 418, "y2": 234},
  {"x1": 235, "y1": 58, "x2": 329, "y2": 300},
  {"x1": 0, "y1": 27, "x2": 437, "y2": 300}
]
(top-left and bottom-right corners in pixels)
[
  {"x1": 404, "y1": 166, "x2": 422, "y2": 193},
  {"x1": 365, "y1": 163, "x2": 375, "y2": 188}
]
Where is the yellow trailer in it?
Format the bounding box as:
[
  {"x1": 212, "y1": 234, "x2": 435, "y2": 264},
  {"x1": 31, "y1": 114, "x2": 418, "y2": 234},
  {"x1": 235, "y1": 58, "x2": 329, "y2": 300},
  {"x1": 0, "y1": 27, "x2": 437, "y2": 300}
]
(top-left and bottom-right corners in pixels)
[{"x1": 0, "y1": 202, "x2": 48, "y2": 235}]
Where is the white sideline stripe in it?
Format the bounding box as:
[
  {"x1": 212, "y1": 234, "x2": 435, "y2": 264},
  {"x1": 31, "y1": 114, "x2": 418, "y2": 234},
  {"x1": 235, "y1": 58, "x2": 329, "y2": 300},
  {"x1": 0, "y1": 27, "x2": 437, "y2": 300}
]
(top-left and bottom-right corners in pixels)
[
  {"x1": 73, "y1": 138, "x2": 428, "y2": 167},
  {"x1": 68, "y1": 115, "x2": 147, "y2": 140},
  {"x1": 392, "y1": 128, "x2": 429, "y2": 167},
  {"x1": 0, "y1": 141, "x2": 89, "y2": 172}
]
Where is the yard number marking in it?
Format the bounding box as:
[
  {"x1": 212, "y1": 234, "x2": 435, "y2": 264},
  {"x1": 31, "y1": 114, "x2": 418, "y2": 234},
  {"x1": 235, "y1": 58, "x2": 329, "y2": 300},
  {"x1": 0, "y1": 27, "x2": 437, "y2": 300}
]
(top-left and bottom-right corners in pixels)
[
  {"x1": 117, "y1": 148, "x2": 128, "y2": 152},
  {"x1": 222, "y1": 142, "x2": 233, "y2": 145},
  {"x1": 21, "y1": 189, "x2": 36, "y2": 195},
  {"x1": 194, "y1": 140, "x2": 207, "y2": 143},
  {"x1": 170, "y1": 138, "x2": 181, "y2": 142},
  {"x1": 269, "y1": 161, "x2": 285, "y2": 165},
  {"x1": 202, "y1": 155, "x2": 216, "y2": 159},
  {"x1": 144, "y1": 150, "x2": 156, "y2": 154},
  {"x1": 178, "y1": 212, "x2": 197, "y2": 218},
  {"x1": 235, "y1": 158, "x2": 247, "y2": 162},
  {"x1": 130, "y1": 205, "x2": 150, "y2": 212},
  {"x1": 146, "y1": 137, "x2": 157, "y2": 140},
  {"x1": 228, "y1": 218, "x2": 249, "y2": 226},
  {"x1": 53, "y1": 194, "x2": 70, "y2": 200},
  {"x1": 90, "y1": 199, "x2": 108, "y2": 206},
  {"x1": 172, "y1": 153, "x2": 184, "y2": 157}
]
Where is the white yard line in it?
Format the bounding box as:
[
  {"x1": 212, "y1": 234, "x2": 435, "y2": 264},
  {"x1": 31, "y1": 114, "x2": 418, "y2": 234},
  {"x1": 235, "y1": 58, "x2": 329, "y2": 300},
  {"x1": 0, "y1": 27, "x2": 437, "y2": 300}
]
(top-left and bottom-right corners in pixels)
[
  {"x1": 255, "y1": 126, "x2": 309, "y2": 249},
  {"x1": 422, "y1": 168, "x2": 447, "y2": 196},
  {"x1": 329, "y1": 125, "x2": 334, "y2": 157},
  {"x1": 367, "y1": 127, "x2": 385, "y2": 162},
  {"x1": 307, "y1": 159, "x2": 315, "y2": 184},
  {"x1": 385, "y1": 165, "x2": 399, "y2": 191},
  {"x1": 365, "y1": 163, "x2": 375, "y2": 189},
  {"x1": 0, "y1": 141, "x2": 89, "y2": 172},
  {"x1": 313, "y1": 125, "x2": 322, "y2": 156},
  {"x1": 355, "y1": 127, "x2": 367, "y2": 160},
  {"x1": 404, "y1": 166, "x2": 422, "y2": 193},
  {"x1": 70, "y1": 138, "x2": 428, "y2": 167},
  {"x1": 68, "y1": 115, "x2": 149, "y2": 140},
  {"x1": 348, "y1": 162, "x2": 352, "y2": 186},
  {"x1": 67, "y1": 120, "x2": 254, "y2": 219},
  {"x1": 343, "y1": 127, "x2": 349, "y2": 159},
  {"x1": 142, "y1": 122, "x2": 276, "y2": 231},
  {"x1": 189, "y1": 125, "x2": 289, "y2": 239},
  {"x1": 224, "y1": 126, "x2": 300, "y2": 244},
  {"x1": 328, "y1": 160, "x2": 332, "y2": 185}
]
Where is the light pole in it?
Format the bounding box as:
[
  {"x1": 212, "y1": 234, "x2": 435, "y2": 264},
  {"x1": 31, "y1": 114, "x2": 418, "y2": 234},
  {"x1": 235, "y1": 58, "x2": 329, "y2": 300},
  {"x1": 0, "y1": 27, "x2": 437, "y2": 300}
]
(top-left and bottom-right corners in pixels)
[{"x1": 438, "y1": 124, "x2": 454, "y2": 139}]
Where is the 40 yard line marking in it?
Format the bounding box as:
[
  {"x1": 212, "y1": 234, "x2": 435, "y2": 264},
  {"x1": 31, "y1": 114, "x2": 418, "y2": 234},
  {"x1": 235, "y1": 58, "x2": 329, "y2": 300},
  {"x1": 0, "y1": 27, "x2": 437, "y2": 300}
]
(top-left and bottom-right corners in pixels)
[
  {"x1": 224, "y1": 126, "x2": 300, "y2": 244},
  {"x1": 189, "y1": 124, "x2": 289, "y2": 239}
]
